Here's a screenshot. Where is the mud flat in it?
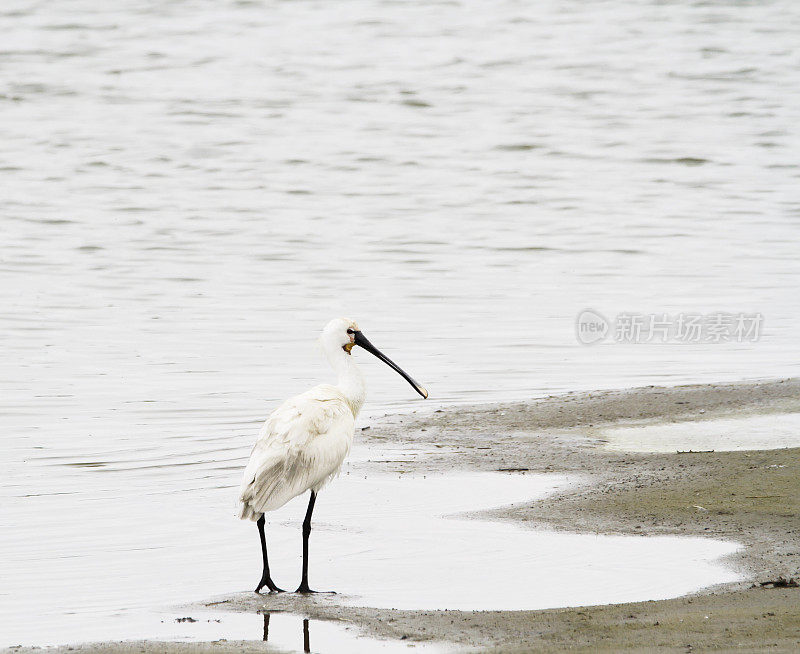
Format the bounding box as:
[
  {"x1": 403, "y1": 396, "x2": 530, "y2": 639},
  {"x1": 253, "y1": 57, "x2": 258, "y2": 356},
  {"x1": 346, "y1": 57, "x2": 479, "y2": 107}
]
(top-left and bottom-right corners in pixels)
[{"x1": 8, "y1": 378, "x2": 800, "y2": 653}]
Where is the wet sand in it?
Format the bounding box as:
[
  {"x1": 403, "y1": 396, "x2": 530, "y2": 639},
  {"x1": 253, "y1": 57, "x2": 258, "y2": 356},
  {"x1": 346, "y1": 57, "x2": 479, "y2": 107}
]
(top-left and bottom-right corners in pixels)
[{"x1": 8, "y1": 378, "x2": 800, "y2": 653}]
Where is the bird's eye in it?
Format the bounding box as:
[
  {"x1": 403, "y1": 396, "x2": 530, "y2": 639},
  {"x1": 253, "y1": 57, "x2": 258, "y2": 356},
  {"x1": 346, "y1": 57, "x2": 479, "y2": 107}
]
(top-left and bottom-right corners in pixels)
[{"x1": 346, "y1": 328, "x2": 354, "y2": 334}]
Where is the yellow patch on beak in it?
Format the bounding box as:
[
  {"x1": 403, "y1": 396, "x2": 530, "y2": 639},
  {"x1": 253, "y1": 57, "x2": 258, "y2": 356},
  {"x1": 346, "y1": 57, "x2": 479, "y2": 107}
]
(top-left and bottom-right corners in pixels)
[{"x1": 343, "y1": 342, "x2": 355, "y2": 354}]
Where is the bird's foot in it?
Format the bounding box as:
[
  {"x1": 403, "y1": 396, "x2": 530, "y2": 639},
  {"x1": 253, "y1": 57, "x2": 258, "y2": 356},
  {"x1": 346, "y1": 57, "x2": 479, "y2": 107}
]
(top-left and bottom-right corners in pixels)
[
  {"x1": 255, "y1": 578, "x2": 286, "y2": 594},
  {"x1": 295, "y1": 583, "x2": 336, "y2": 595}
]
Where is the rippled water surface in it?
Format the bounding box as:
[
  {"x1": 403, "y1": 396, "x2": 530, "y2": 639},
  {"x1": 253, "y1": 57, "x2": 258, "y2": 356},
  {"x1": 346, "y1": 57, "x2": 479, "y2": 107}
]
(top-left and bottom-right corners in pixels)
[{"x1": 1, "y1": 0, "x2": 797, "y2": 648}]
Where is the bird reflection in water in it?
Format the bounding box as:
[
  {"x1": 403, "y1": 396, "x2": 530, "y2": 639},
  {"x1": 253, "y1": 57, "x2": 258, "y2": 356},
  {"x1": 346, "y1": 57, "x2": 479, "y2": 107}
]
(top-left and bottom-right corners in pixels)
[{"x1": 263, "y1": 613, "x2": 311, "y2": 653}]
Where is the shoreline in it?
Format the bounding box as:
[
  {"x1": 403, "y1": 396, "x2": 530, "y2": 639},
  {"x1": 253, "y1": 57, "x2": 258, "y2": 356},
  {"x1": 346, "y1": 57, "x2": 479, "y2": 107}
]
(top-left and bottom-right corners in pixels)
[{"x1": 8, "y1": 378, "x2": 800, "y2": 653}]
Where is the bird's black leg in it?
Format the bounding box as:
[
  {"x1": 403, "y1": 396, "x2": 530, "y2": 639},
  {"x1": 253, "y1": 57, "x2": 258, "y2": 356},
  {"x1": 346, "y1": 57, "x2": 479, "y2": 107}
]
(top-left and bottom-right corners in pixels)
[
  {"x1": 255, "y1": 515, "x2": 285, "y2": 593},
  {"x1": 296, "y1": 492, "x2": 316, "y2": 593},
  {"x1": 296, "y1": 491, "x2": 335, "y2": 594}
]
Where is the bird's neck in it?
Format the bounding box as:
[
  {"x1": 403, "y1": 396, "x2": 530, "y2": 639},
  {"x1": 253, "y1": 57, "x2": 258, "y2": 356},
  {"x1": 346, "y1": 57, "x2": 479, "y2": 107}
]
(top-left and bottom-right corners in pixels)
[{"x1": 328, "y1": 349, "x2": 366, "y2": 417}]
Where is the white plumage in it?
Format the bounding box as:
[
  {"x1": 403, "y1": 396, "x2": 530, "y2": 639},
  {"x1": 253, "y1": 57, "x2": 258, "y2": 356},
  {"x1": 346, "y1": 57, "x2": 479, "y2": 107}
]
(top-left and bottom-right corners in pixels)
[
  {"x1": 238, "y1": 384, "x2": 355, "y2": 519},
  {"x1": 238, "y1": 317, "x2": 427, "y2": 593}
]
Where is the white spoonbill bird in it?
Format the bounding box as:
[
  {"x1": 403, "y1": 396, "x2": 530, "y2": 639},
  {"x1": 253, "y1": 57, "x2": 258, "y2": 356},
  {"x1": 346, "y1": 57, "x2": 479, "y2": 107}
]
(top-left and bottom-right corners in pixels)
[{"x1": 238, "y1": 318, "x2": 428, "y2": 593}]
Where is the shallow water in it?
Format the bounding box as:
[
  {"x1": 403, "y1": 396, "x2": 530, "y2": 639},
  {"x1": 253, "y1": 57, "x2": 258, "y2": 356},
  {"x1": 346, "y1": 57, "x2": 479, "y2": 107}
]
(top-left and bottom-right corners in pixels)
[
  {"x1": 11, "y1": 610, "x2": 450, "y2": 653},
  {"x1": 2, "y1": 0, "x2": 799, "y2": 423},
  {"x1": 1, "y1": 468, "x2": 742, "y2": 647},
  {"x1": 596, "y1": 411, "x2": 800, "y2": 453}
]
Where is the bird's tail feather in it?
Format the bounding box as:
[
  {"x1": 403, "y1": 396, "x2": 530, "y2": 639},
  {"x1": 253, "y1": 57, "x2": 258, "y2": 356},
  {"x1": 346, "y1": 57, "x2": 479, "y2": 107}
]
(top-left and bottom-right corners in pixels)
[
  {"x1": 238, "y1": 459, "x2": 288, "y2": 520},
  {"x1": 237, "y1": 503, "x2": 262, "y2": 521}
]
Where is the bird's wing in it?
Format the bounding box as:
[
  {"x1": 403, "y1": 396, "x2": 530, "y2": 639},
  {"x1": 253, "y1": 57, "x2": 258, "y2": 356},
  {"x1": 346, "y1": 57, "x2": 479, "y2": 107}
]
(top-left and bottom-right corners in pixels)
[{"x1": 238, "y1": 385, "x2": 354, "y2": 517}]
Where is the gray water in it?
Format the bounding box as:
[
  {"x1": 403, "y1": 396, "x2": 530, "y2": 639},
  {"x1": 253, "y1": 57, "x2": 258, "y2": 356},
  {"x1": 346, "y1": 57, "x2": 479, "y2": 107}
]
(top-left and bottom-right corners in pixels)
[
  {"x1": 1, "y1": 466, "x2": 742, "y2": 646},
  {"x1": 1, "y1": 0, "x2": 798, "y2": 647},
  {"x1": 594, "y1": 410, "x2": 800, "y2": 452}
]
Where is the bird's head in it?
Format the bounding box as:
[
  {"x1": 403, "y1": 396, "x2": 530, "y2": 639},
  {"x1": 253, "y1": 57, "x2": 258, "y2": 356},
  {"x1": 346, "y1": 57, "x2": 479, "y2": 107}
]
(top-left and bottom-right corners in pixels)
[
  {"x1": 320, "y1": 318, "x2": 428, "y2": 399},
  {"x1": 320, "y1": 317, "x2": 360, "y2": 354}
]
